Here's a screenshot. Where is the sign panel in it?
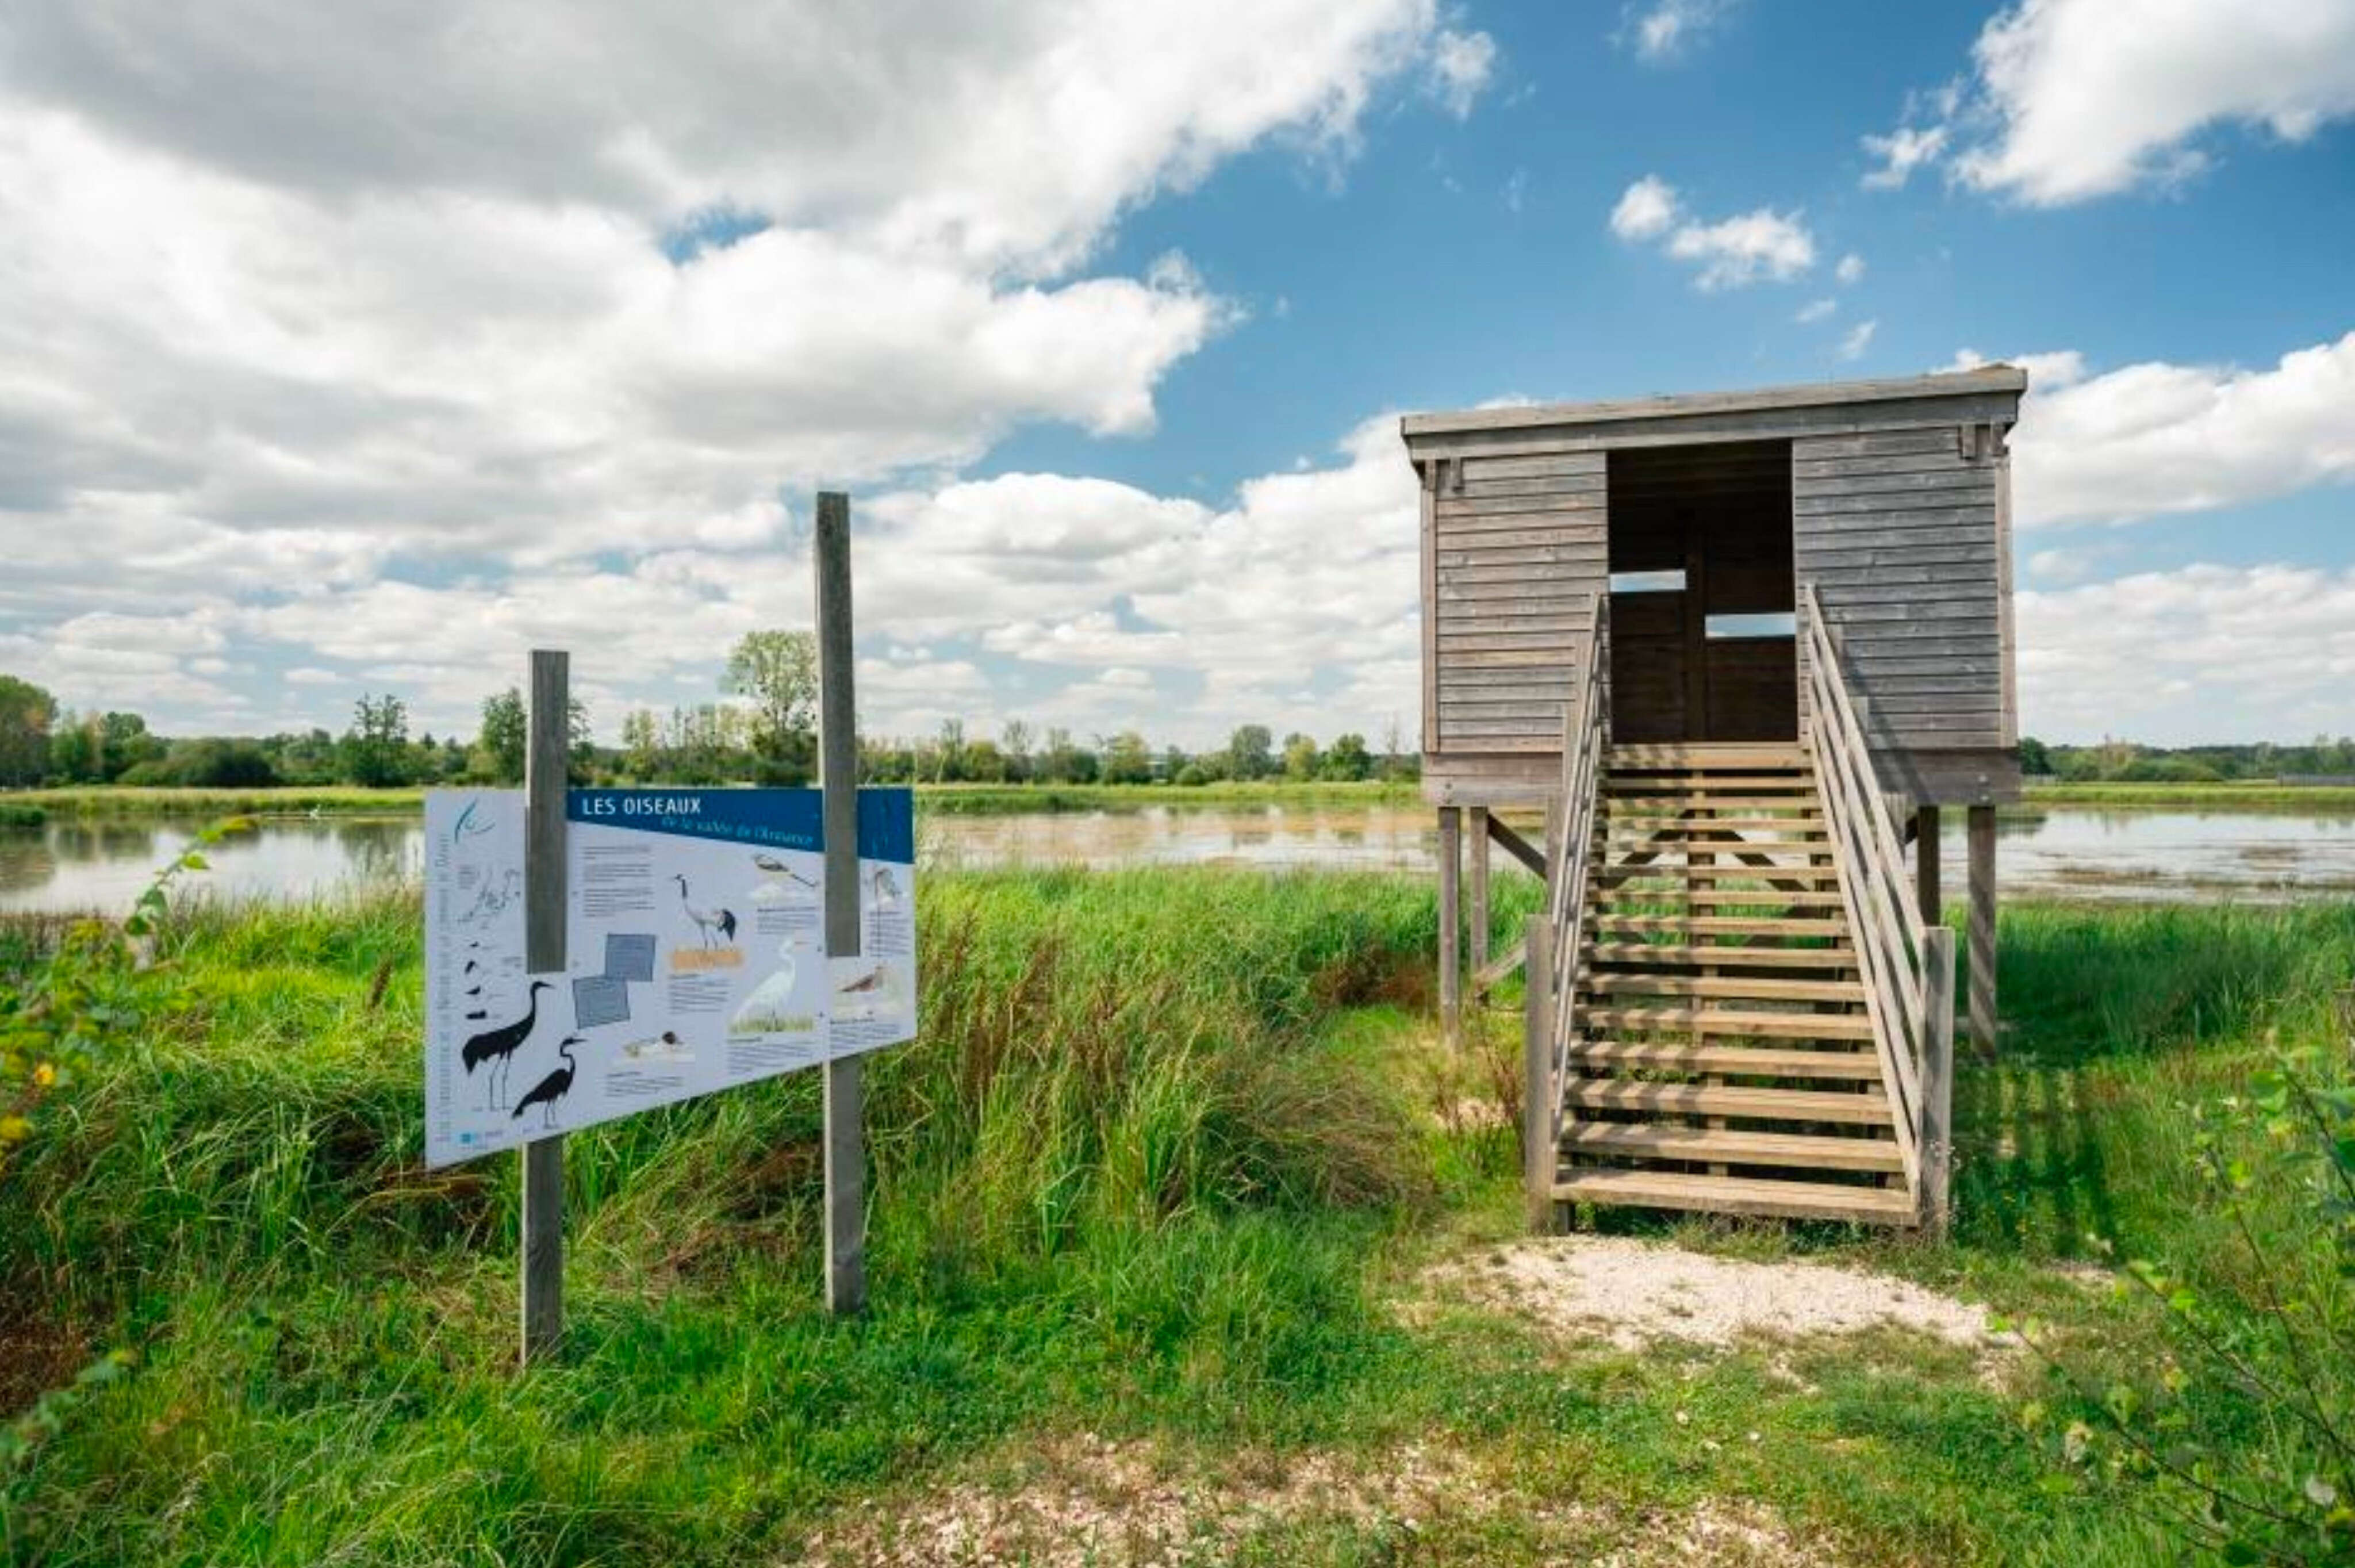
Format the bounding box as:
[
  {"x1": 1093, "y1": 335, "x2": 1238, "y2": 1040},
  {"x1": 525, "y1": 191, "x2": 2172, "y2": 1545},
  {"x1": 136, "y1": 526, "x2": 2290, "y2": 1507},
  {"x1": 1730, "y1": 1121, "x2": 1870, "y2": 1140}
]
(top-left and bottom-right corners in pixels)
[{"x1": 424, "y1": 788, "x2": 915, "y2": 1168}]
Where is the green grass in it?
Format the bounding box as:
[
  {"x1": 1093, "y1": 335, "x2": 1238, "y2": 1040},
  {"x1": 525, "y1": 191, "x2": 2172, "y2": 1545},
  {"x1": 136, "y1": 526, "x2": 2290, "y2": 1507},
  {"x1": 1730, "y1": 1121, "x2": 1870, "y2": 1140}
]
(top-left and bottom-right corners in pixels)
[
  {"x1": 14, "y1": 785, "x2": 424, "y2": 818},
  {"x1": 2024, "y1": 779, "x2": 2355, "y2": 811},
  {"x1": 2, "y1": 875, "x2": 2352, "y2": 1564},
  {"x1": 18, "y1": 779, "x2": 1419, "y2": 822}
]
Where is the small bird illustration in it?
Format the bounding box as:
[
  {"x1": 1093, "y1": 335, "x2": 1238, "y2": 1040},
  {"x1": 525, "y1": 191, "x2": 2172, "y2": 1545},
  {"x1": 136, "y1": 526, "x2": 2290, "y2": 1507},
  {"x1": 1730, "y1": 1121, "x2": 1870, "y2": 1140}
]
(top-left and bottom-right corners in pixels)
[
  {"x1": 751, "y1": 852, "x2": 815, "y2": 886},
  {"x1": 674, "y1": 875, "x2": 738, "y2": 948},
  {"x1": 460, "y1": 980, "x2": 550, "y2": 1110},
  {"x1": 511, "y1": 1036, "x2": 582, "y2": 1130},
  {"x1": 836, "y1": 965, "x2": 888, "y2": 995}
]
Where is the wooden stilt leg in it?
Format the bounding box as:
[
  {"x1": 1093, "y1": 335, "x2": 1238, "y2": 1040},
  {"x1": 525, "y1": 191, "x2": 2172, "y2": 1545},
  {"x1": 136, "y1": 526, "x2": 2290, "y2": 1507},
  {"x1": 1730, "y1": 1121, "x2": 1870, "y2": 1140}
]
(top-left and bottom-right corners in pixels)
[
  {"x1": 1468, "y1": 807, "x2": 1490, "y2": 1005},
  {"x1": 1967, "y1": 804, "x2": 1997, "y2": 1061},
  {"x1": 1916, "y1": 804, "x2": 1942, "y2": 926},
  {"x1": 1439, "y1": 806, "x2": 1462, "y2": 1048}
]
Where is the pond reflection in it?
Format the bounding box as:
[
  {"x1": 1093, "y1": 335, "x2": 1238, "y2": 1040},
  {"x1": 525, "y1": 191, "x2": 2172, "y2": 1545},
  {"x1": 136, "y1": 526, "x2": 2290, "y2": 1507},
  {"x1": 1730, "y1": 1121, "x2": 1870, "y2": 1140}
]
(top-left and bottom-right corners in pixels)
[{"x1": 3, "y1": 801, "x2": 2353, "y2": 913}]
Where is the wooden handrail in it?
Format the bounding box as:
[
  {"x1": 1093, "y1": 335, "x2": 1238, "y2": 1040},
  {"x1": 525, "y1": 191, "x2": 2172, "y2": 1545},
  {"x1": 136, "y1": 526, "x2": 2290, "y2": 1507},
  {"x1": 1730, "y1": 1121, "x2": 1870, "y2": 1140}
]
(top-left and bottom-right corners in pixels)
[
  {"x1": 1798, "y1": 582, "x2": 1955, "y2": 1218},
  {"x1": 1531, "y1": 595, "x2": 1609, "y2": 1172}
]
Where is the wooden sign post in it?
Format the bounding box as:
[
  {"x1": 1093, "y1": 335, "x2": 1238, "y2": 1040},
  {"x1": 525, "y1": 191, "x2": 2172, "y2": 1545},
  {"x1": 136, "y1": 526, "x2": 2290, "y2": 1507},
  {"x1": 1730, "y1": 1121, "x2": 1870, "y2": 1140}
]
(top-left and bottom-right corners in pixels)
[
  {"x1": 520, "y1": 647, "x2": 569, "y2": 1365},
  {"x1": 815, "y1": 492, "x2": 866, "y2": 1315}
]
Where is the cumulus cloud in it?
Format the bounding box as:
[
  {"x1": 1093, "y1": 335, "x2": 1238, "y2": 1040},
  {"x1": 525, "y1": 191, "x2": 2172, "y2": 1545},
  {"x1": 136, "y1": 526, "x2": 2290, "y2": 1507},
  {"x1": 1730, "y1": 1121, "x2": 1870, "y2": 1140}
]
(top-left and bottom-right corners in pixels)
[
  {"x1": 2004, "y1": 332, "x2": 2355, "y2": 526},
  {"x1": 1427, "y1": 29, "x2": 1499, "y2": 117},
  {"x1": 1608, "y1": 175, "x2": 1681, "y2": 240},
  {"x1": 1863, "y1": 0, "x2": 2355, "y2": 205},
  {"x1": 1837, "y1": 320, "x2": 1878, "y2": 361},
  {"x1": 1796, "y1": 298, "x2": 1838, "y2": 324},
  {"x1": 1835, "y1": 252, "x2": 1866, "y2": 285},
  {"x1": 1861, "y1": 124, "x2": 1949, "y2": 190},
  {"x1": 1619, "y1": 0, "x2": 1740, "y2": 62},
  {"x1": 2020, "y1": 563, "x2": 2355, "y2": 741},
  {"x1": 1609, "y1": 175, "x2": 1817, "y2": 289},
  {"x1": 0, "y1": 0, "x2": 1479, "y2": 741}
]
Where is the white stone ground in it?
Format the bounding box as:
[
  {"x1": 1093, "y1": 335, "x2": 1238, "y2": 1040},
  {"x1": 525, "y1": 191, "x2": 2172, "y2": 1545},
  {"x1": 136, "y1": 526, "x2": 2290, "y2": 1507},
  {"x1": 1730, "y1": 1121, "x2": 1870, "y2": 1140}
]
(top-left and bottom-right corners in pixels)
[{"x1": 1431, "y1": 1234, "x2": 1998, "y2": 1355}]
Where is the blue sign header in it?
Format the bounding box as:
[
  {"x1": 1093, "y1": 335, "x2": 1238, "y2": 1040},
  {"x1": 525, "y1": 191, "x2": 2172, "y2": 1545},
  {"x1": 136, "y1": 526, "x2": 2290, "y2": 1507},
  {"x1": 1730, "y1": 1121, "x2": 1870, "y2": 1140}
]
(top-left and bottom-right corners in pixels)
[{"x1": 565, "y1": 787, "x2": 914, "y2": 862}]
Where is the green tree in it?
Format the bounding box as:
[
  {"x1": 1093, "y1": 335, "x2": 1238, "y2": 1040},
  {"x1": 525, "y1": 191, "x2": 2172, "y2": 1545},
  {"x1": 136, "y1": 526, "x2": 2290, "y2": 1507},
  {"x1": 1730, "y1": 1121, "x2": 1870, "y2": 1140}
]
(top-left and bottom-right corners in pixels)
[
  {"x1": 1000, "y1": 719, "x2": 1033, "y2": 783},
  {"x1": 1227, "y1": 724, "x2": 1273, "y2": 780},
  {"x1": 0, "y1": 675, "x2": 57, "y2": 787},
  {"x1": 2018, "y1": 735, "x2": 2052, "y2": 776},
  {"x1": 1320, "y1": 733, "x2": 1372, "y2": 781},
  {"x1": 724, "y1": 631, "x2": 817, "y2": 781},
  {"x1": 1100, "y1": 730, "x2": 1153, "y2": 785},
  {"x1": 340, "y1": 693, "x2": 411, "y2": 788},
  {"x1": 475, "y1": 688, "x2": 527, "y2": 784},
  {"x1": 1281, "y1": 731, "x2": 1318, "y2": 782},
  {"x1": 620, "y1": 708, "x2": 662, "y2": 779}
]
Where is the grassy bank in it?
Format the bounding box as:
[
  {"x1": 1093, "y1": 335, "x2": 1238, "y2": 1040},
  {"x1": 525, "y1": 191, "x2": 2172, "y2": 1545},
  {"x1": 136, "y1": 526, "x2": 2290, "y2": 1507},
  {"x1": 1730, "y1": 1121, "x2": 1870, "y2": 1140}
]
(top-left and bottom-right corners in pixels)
[
  {"x1": 2, "y1": 876, "x2": 2352, "y2": 1563},
  {"x1": 2024, "y1": 779, "x2": 2355, "y2": 810},
  {"x1": 14, "y1": 779, "x2": 1419, "y2": 822},
  {"x1": 11, "y1": 785, "x2": 424, "y2": 818}
]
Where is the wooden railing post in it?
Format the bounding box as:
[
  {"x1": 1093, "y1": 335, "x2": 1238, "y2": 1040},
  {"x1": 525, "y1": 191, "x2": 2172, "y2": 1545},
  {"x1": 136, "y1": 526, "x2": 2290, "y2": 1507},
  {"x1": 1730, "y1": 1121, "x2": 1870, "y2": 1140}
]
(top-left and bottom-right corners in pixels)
[
  {"x1": 1523, "y1": 917, "x2": 1556, "y2": 1233},
  {"x1": 1919, "y1": 925, "x2": 1957, "y2": 1238},
  {"x1": 1437, "y1": 806, "x2": 1462, "y2": 1047}
]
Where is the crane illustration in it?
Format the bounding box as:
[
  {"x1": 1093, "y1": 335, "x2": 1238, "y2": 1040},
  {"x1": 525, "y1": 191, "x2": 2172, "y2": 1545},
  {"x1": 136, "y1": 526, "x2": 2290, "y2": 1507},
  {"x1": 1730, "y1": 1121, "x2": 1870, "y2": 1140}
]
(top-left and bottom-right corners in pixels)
[
  {"x1": 673, "y1": 875, "x2": 738, "y2": 948},
  {"x1": 460, "y1": 980, "x2": 550, "y2": 1110},
  {"x1": 511, "y1": 1036, "x2": 582, "y2": 1130}
]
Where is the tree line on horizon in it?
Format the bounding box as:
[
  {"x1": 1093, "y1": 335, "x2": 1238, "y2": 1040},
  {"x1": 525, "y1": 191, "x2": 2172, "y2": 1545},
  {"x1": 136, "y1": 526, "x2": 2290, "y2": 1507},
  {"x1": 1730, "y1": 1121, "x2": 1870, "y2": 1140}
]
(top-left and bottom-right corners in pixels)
[
  {"x1": 0, "y1": 637, "x2": 1417, "y2": 791},
  {"x1": 9, "y1": 656, "x2": 2352, "y2": 793}
]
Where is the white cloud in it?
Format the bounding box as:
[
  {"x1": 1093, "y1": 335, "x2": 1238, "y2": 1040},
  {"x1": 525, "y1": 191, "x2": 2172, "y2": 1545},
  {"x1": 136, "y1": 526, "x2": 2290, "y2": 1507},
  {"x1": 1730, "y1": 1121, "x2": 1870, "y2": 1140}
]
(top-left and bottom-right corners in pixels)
[
  {"x1": 1861, "y1": 124, "x2": 1948, "y2": 190},
  {"x1": 1796, "y1": 298, "x2": 1838, "y2": 324},
  {"x1": 1865, "y1": 0, "x2": 2355, "y2": 205},
  {"x1": 1835, "y1": 252, "x2": 1866, "y2": 285},
  {"x1": 1611, "y1": 175, "x2": 1818, "y2": 290},
  {"x1": 0, "y1": 0, "x2": 1481, "y2": 743},
  {"x1": 2007, "y1": 331, "x2": 2355, "y2": 526},
  {"x1": 1837, "y1": 320, "x2": 1878, "y2": 361},
  {"x1": 1609, "y1": 175, "x2": 1681, "y2": 240},
  {"x1": 1427, "y1": 29, "x2": 1498, "y2": 118},
  {"x1": 1947, "y1": 347, "x2": 2088, "y2": 390},
  {"x1": 1620, "y1": 0, "x2": 1740, "y2": 62},
  {"x1": 1664, "y1": 209, "x2": 1816, "y2": 290},
  {"x1": 2020, "y1": 564, "x2": 2355, "y2": 741}
]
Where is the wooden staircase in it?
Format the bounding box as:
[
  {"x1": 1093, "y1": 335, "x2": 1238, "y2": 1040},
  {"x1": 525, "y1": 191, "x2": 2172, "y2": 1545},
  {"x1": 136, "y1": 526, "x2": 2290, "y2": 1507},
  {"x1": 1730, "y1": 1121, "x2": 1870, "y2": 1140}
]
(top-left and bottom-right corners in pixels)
[{"x1": 1549, "y1": 742, "x2": 1914, "y2": 1224}]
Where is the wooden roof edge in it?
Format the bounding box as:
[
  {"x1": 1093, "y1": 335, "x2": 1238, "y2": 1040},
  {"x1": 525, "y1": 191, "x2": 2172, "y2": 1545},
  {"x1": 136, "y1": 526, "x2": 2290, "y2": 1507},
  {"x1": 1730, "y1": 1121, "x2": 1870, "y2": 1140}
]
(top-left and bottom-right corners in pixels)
[{"x1": 1399, "y1": 366, "x2": 2030, "y2": 441}]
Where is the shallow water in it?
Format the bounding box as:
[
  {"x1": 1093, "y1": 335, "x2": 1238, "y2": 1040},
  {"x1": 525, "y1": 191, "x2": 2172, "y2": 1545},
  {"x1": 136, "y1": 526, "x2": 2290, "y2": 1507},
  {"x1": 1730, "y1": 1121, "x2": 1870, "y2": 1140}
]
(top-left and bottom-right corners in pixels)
[{"x1": 2, "y1": 802, "x2": 2352, "y2": 913}]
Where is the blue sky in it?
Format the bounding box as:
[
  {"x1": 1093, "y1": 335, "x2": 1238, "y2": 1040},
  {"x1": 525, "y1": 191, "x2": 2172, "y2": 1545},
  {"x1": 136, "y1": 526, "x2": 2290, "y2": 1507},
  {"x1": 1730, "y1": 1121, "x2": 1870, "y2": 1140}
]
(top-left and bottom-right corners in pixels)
[{"x1": 1, "y1": 0, "x2": 2351, "y2": 748}]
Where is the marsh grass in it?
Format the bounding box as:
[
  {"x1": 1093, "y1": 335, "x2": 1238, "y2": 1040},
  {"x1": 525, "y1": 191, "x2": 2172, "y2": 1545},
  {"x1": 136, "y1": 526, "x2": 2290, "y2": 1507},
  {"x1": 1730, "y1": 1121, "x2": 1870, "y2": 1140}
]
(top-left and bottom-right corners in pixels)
[{"x1": 1, "y1": 874, "x2": 2350, "y2": 1565}]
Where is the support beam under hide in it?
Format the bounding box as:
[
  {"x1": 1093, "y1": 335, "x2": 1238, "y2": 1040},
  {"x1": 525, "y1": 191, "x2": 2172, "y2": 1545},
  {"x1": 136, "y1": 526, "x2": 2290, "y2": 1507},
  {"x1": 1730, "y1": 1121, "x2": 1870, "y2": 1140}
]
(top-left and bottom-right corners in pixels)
[
  {"x1": 1967, "y1": 803, "x2": 1997, "y2": 1060},
  {"x1": 1438, "y1": 806, "x2": 1462, "y2": 1047},
  {"x1": 1916, "y1": 804, "x2": 1942, "y2": 926},
  {"x1": 1468, "y1": 807, "x2": 1490, "y2": 1000}
]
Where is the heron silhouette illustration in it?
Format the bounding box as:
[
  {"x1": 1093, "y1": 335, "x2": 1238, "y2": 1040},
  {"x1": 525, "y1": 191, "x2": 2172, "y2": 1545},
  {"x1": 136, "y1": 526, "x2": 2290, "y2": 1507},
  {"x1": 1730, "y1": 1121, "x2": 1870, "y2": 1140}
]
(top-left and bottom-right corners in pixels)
[
  {"x1": 460, "y1": 980, "x2": 550, "y2": 1110},
  {"x1": 511, "y1": 1036, "x2": 583, "y2": 1131}
]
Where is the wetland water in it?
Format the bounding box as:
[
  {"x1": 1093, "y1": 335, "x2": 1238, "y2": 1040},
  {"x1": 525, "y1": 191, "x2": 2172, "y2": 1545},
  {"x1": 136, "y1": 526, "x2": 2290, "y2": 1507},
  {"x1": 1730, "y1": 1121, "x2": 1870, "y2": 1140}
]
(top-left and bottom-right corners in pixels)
[{"x1": 3, "y1": 803, "x2": 2354, "y2": 913}]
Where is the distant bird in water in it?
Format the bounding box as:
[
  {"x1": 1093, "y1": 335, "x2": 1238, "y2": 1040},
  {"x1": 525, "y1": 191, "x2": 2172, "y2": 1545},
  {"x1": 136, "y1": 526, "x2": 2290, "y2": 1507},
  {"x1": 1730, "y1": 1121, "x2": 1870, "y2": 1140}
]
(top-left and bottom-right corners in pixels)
[
  {"x1": 461, "y1": 980, "x2": 549, "y2": 1110},
  {"x1": 750, "y1": 852, "x2": 814, "y2": 886},
  {"x1": 511, "y1": 1036, "x2": 582, "y2": 1130},
  {"x1": 674, "y1": 875, "x2": 738, "y2": 948}
]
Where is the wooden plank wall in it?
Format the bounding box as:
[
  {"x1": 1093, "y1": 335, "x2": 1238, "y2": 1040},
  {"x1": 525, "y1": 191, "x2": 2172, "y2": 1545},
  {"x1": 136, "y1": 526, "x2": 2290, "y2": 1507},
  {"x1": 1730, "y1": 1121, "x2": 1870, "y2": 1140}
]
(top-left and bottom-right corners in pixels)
[
  {"x1": 1791, "y1": 429, "x2": 2006, "y2": 753},
  {"x1": 1431, "y1": 450, "x2": 1608, "y2": 753}
]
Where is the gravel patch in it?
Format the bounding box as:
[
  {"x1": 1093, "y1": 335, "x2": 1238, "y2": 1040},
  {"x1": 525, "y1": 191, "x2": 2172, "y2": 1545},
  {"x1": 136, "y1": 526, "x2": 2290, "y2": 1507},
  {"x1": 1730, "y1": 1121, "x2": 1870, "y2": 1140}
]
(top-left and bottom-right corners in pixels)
[{"x1": 1434, "y1": 1235, "x2": 2000, "y2": 1355}]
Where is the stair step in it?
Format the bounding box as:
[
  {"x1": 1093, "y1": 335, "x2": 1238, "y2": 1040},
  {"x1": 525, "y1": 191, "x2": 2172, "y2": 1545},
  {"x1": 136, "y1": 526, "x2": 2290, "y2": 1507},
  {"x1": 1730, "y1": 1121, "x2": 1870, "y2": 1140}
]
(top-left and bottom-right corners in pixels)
[
  {"x1": 1593, "y1": 888, "x2": 1847, "y2": 909},
  {"x1": 1608, "y1": 814, "x2": 1824, "y2": 831},
  {"x1": 1607, "y1": 775, "x2": 1816, "y2": 793},
  {"x1": 1551, "y1": 1168, "x2": 1914, "y2": 1225},
  {"x1": 1570, "y1": 1040, "x2": 1884, "y2": 1080},
  {"x1": 1564, "y1": 1079, "x2": 1890, "y2": 1123},
  {"x1": 1564, "y1": 1122, "x2": 1905, "y2": 1173},
  {"x1": 1581, "y1": 973, "x2": 1866, "y2": 1003},
  {"x1": 1603, "y1": 793, "x2": 1823, "y2": 809},
  {"x1": 1585, "y1": 942, "x2": 1855, "y2": 969},
  {"x1": 1599, "y1": 837, "x2": 1829, "y2": 856},
  {"x1": 1582, "y1": 1006, "x2": 1875, "y2": 1041},
  {"x1": 1608, "y1": 745, "x2": 1811, "y2": 768},
  {"x1": 1605, "y1": 865, "x2": 1841, "y2": 884},
  {"x1": 1591, "y1": 915, "x2": 1848, "y2": 938}
]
